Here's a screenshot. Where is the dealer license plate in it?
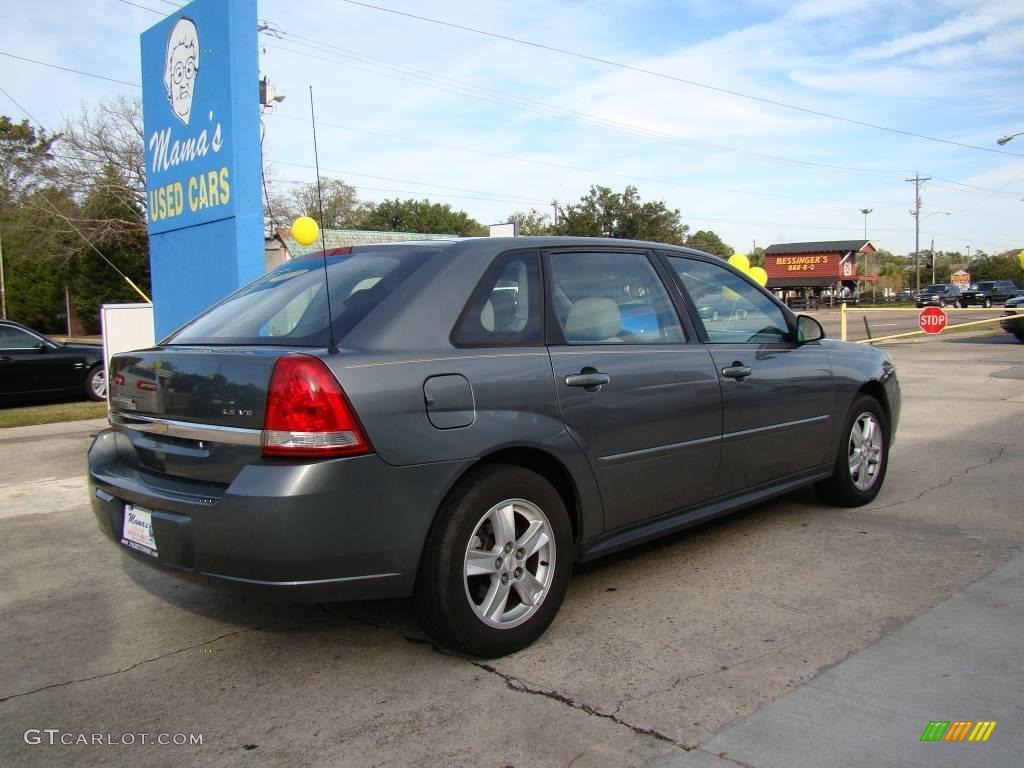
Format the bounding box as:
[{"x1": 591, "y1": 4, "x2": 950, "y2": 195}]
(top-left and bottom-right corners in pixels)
[{"x1": 121, "y1": 503, "x2": 158, "y2": 558}]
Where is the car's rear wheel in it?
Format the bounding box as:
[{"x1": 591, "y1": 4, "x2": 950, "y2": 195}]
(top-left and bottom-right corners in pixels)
[
  {"x1": 1014, "y1": 327, "x2": 1024, "y2": 343},
  {"x1": 939, "y1": 299, "x2": 946, "y2": 308},
  {"x1": 984, "y1": 298, "x2": 992, "y2": 308},
  {"x1": 85, "y1": 365, "x2": 107, "y2": 401},
  {"x1": 816, "y1": 394, "x2": 889, "y2": 507},
  {"x1": 414, "y1": 464, "x2": 571, "y2": 658}
]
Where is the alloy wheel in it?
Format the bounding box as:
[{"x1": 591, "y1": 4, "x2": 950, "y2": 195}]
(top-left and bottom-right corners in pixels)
[
  {"x1": 848, "y1": 412, "x2": 883, "y2": 491},
  {"x1": 463, "y1": 498, "x2": 555, "y2": 629},
  {"x1": 91, "y1": 368, "x2": 107, "y2": 399}
]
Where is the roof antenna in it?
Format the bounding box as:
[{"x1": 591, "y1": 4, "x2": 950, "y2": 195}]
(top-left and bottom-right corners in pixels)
[{"x1": 309, "y1": 85, "x2": 337, "y2": 354}]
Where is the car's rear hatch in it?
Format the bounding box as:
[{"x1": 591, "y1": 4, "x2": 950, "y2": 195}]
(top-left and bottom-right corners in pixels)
[{"x1": 108, "y1": 347, "x2": 286, "y2": 485}]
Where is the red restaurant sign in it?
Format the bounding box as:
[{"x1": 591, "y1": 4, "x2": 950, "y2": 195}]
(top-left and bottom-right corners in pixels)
[{"x1": 765, "y1": 252, "x2": 847, "y2": 279}]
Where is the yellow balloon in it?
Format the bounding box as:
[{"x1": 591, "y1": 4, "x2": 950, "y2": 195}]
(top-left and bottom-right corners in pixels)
[
  {"x1": 722, "y1": 287, "x2": 740, "y2": 301},
  {"x1": 728, "y1": 253, "x2": 750, "y2": 272},
  {"x1": 291, "y1": 216, "x2": 320, "y2": 246},
  {"x1": 748, "y1": 266, "x2": 768, "y2": 286},
  {"x1": 1018, "y1": 249, "x2": 1024, "y2": 269}
]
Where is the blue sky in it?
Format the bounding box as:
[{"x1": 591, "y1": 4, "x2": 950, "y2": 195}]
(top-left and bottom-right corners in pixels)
[{"x1": 2, "y1": 0, "x2": 1023, "y2": 256}]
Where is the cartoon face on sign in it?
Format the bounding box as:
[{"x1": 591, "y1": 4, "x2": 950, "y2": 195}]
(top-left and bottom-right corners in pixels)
[{"x1": 163, "y1": 17, "x2": 200, "y2": 126}]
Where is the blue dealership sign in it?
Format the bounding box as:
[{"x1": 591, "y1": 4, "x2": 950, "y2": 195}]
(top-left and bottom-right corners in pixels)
[{"x1": 141, "y1": 0, "x2": 262, "y2": 337}]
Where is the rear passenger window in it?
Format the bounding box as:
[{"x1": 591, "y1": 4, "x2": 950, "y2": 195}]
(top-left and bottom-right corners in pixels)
[
  {"x1": 548, "y1": 251, "x2": 685, "y2": 344},
  {"x1": 453, "y1": 251, "x2": 542, "y2": 346}
]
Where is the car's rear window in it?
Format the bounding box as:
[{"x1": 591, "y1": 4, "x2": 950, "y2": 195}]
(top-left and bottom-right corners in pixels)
[{"x1": 165, "y1": 244, "x2": 446, "y2": 346}]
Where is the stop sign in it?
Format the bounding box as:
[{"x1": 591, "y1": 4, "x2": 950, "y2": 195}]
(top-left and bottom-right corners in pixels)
[{"x1": 919, "y1": 306, "x2": 948, "y2": 334}]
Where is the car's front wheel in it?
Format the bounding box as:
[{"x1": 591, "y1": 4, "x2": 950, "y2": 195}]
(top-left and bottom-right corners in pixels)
[
  {"x1": 816, "y1": 394, "x2": 889, "y2": 507},
  {"x1": 984, "y1": 298, "x2": 993, "y2": 308},
  {"x1": 85, "y1": 365, "x2": 107, "y2": 402},
  {"x1": 415, "y1": 464, "x2": 572, "y2": 657}
]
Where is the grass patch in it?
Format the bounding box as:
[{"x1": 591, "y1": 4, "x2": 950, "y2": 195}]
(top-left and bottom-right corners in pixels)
[{"x1": 0, "y1": 401, "x2": 107, "y2": 429}]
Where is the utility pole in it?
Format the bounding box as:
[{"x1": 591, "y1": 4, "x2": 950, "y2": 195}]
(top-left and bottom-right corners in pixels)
[
  {"x1": 551, "y1": 199, "x2": 559, "y2": 227},
  {"x1": 906, "y1": 173, "x2": 931, "y2": 292},
  {"x1": 0, "y1": 229, "x2": 6, "y2": 320},
  {"x1": 931, "y1": 237, "x2": 936, "y2": 285}
]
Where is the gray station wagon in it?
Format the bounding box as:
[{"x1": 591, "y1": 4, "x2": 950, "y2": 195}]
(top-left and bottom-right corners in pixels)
[{"x1": 88, "y1": 237, "x2": 900, "y2": 657}]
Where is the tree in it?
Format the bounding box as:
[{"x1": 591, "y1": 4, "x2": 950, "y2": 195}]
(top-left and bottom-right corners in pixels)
[
  {"x1": 270, "y1": 178, "x2": 368, "y2": 230},
  {"x1": 64, "y1": 164, "x2": 151, "y2": 332},
  {"x1": 748, "y1": 246, "x2": 766, "y2": 267},
  {"x1": 0, "y1": 117, "x2": 58, "y2": 210},
  {"x1": 507, "y1": 208, "x2": 552, "y2": 235},
  {"x1": 685, "y1": 230, "x2": 732, "y2": 258},
  {"x1": 968, "y1": 250, "x2": 1024, "y2": 284},
  {"x1": 360, "y1": 198, "x2": 486, "y2": 236},
  {"x1": 552, "y1": 185, "x2": 688, "y2": 244},
  {"x1": 54, "y1": 96, "x2": 146, "y2": 237}
]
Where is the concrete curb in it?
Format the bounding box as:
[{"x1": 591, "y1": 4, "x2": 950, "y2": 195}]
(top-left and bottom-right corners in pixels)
[{"x1": 0, "y1": 418, "x2": 109, "y2": 442}]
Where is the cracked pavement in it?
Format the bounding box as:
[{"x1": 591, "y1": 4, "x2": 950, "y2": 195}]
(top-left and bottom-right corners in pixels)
[{"x1": 1, "y1": 333, "x2": 1022, "y2": 767}]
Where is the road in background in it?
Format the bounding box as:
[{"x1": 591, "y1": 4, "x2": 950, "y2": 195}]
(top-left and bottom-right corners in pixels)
[{"x1": 809, "y1": 306, "x2": 1012, "y2": 343}]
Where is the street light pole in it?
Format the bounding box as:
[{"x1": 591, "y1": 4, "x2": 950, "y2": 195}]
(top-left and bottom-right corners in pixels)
[
  {"x1": 996, "y1": 132, "x2": 1023, "y2": 145},
  {"x1": 859, "y1": 208, "x2": 872, "y2": 241},
  {"x1": 859, "y1": 208, "x2": 873, "y2": 297}
]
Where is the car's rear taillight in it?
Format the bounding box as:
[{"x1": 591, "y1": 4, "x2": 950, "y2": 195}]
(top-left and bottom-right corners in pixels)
[{"x1": 262, "y1": 355, "x2": 371, "y2": 458}]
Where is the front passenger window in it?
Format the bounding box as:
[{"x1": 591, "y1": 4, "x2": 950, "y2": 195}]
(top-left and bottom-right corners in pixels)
[{"x1": 667, "y1": 257, "x2": 790, "y2": 344}]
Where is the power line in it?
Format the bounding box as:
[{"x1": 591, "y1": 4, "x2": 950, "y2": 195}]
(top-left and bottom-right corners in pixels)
[
  {"x1": 37, "y1": 195, "x2": 151, "y2": 303},
  {"x1": 0, "y1": 84, "x2": 45, "y2": 129},
  {"x1": 263, "y1": 34, "x2": 903, "y2": 181},
  {"x1": 115, "y1": 0, "x2": 166, "y2": 14},
  {"x1": 266, "y1": 112, "x2": 899, "y2": 206},
  {"x1": 274, "y1": 160, "x2": 550, "y2": 205},
  {"x1": 335, "y1": 0, "x2": 1024, "y2": 160},
  {"x1": 0, "y1": 51, "x2": 140, "y2": 88}
]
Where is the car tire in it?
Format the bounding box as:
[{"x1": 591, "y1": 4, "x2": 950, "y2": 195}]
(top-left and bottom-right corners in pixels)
[
  {"x1": 984, "y1": 298, "x2": 992, "y2": 308},
  {"x1": 1014, "y1": 328, "x2": 1024, "y2": 344},
  {"x1": 414, "y1": 464, "x2": 572, "y2": 658},
  {"x1": 815, "y1": 394, "x2": 889, "y2": 507},
  {"x1": 84, "y1": 365, "x2": 107, "y2": 402},
  {"x1": 939, "y1": 299, "x2": 946, "y2": 308}
]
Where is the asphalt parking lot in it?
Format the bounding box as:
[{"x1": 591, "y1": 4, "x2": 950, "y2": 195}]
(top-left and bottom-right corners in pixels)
[{"x1": 1, "y1": 332, "x2": 1022, "y2": 768}]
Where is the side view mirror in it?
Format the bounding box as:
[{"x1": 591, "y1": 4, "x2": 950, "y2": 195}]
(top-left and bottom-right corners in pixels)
[
  {"x1": 34, "y1": 342, "x2": 48, "y2": 353},
  {"x1": 796, "y1": 315, "x2": 825, "y2": 343}
]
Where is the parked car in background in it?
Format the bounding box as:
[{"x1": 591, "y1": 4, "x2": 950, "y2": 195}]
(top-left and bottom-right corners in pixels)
[
  {"x1": 959, "y1": 280, "x2": 1019, "y2": 307},
  {"x1": 915, "y1": 284, "x2": 962, "y2": 308},
  {"x1": 1000, "y1": 293, "x2": 1024, "y2": 343},
  {"x1": 88, "y1": 238, "x2": 900, "y2": 657},
  {"x1": 0, "y1": 320, "x2": 105, "y2": 405}
]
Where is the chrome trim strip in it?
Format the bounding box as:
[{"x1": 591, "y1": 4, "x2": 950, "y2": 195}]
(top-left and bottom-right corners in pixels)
[
  {"x1": 599, "y1": 434, "x2": 721, "y2": 466},
  {"x1": 109, "y1": 411, "x2": 263, "y2": 447},
  {"x1": 206, "y1": 572, "x2": 401, "y2": 587},
  {"x1": 722, "y1": 414, "x2": 830, "y2": 442}
]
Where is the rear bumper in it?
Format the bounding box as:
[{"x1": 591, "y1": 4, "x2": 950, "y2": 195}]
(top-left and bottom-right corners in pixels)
[{"x1": 88, "y1": 429, "x2": 471, "y2": 602}]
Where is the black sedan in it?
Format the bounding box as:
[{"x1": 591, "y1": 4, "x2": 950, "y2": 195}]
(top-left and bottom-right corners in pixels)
[{"x1": 0, "y1": 320, "x2": 106, "y2": 404}]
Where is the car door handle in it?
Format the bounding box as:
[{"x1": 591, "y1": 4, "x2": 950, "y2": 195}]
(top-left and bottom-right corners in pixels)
[
  {"x1": 565, "y1": 372, "x2": 611, "y2": 389},
  {"x1": 721, "y1": 363, "x2": 752, "y2": 380},
  {"x1": 0, "y1": 356, "x2": 12, "y2": 363}
]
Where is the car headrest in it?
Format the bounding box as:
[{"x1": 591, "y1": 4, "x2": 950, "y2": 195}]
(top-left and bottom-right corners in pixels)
[
  {"x1": 481, "y1": 300, "x2": 495, "y2": 332},
  {"x1": 564, "y1": 297, "x2": 621, "y2": 342}
]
